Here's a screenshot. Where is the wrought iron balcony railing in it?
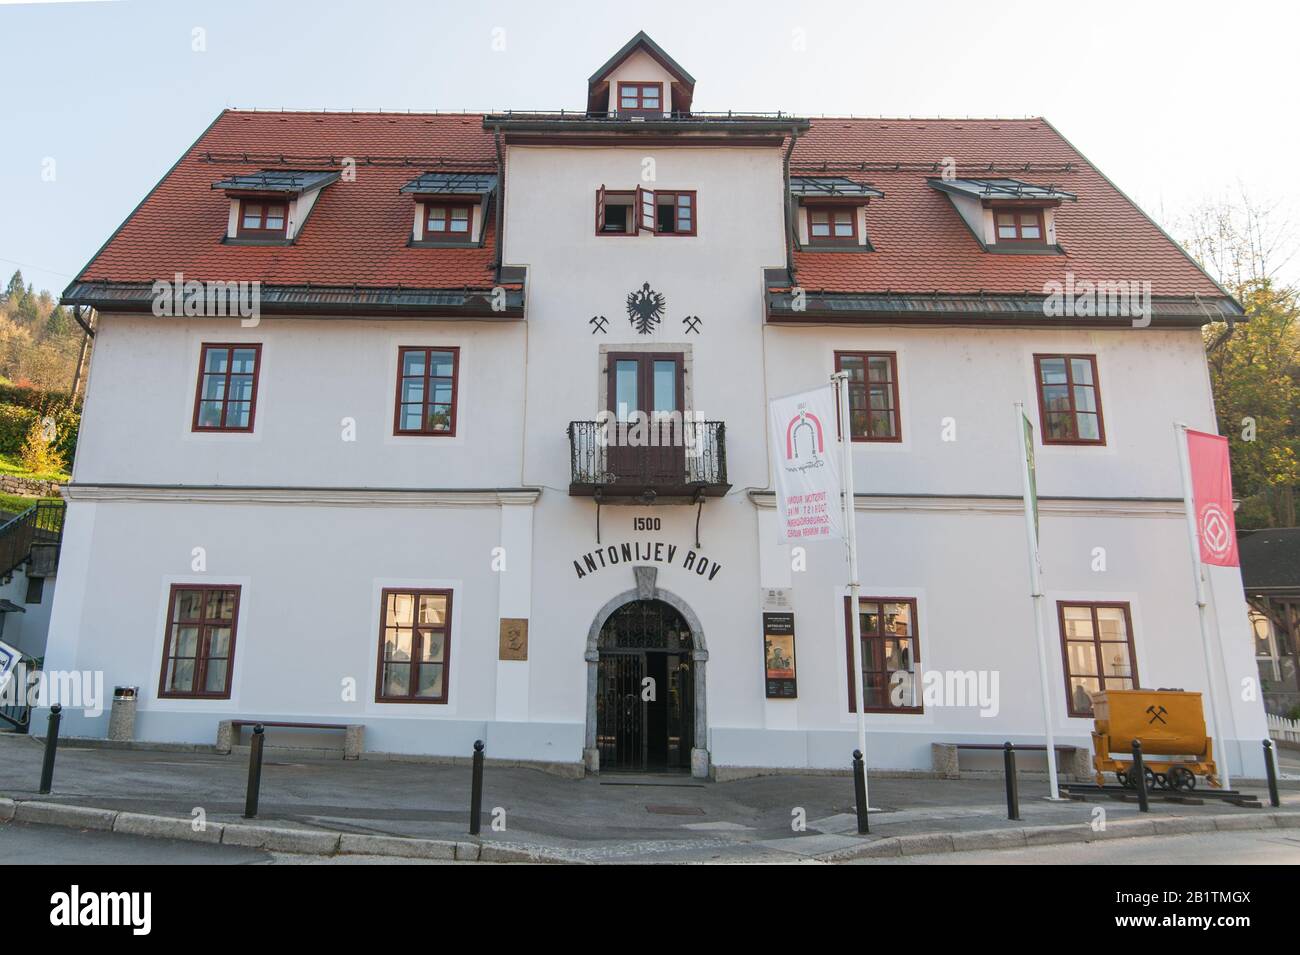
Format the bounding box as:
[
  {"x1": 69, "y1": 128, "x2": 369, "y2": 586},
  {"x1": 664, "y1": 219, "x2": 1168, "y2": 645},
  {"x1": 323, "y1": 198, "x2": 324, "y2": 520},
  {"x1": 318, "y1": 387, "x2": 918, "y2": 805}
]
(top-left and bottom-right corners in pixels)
[{"x1": 567, "y1": 419, "x2": 729, "y2": 503}]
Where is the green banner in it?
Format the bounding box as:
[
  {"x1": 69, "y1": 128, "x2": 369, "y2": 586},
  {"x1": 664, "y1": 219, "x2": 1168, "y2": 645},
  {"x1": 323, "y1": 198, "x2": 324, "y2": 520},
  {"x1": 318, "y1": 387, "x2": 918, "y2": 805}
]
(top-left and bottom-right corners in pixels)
[{"x1": 1022, "y1": 411, "x2": 1039, "y2": 544}]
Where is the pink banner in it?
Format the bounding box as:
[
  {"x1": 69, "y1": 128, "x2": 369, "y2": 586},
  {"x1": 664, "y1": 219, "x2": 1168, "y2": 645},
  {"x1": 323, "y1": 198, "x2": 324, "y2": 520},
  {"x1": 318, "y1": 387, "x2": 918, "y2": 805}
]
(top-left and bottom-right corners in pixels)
[{"x1": 1186, "y1": 429, "x2": 1239, "y2": 567}]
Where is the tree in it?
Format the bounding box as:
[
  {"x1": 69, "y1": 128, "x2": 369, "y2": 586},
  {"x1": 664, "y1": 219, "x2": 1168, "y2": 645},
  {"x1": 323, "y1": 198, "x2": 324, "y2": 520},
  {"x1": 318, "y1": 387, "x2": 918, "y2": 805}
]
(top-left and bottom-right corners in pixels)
[
  {"x1": 1180, "y1": 189, "x2": 1300, "y2": 528},
  {"x1": 3, "y1": 270, "x2": 24, "y2": 300}
]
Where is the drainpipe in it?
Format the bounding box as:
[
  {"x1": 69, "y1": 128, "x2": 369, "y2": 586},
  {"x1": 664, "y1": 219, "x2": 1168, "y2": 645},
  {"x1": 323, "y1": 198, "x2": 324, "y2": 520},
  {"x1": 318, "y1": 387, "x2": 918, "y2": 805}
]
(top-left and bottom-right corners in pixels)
[
  {"x1": 782, "y1": 126, "x2": 801, "y2": 284},
  {"x1": 492, "y1": 125, "x2": 505, "y2": 285},
  {"x1": 1204, "y1": 294, "x2": 1237, "y2": 353}
]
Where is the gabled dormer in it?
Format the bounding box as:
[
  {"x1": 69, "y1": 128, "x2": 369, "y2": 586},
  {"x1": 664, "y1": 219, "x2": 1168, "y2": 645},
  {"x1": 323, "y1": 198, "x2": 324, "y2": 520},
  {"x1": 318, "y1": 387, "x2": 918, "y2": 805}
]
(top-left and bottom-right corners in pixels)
[
  {"x1": 212, "y1": 169, "x2": 339, "y2": 244},
  {"x1": 790, "y1": 177, "x2": 884, "y2": 251},
  {"x1": 928, "y1": 177, "x2": 1076, "y2": 253},
  {"x1": 586, "y1": 31, "x2": 695, "y2": 118},
  {"x1": 400, "y1": 172, "x2": 497, "y2": 247}
]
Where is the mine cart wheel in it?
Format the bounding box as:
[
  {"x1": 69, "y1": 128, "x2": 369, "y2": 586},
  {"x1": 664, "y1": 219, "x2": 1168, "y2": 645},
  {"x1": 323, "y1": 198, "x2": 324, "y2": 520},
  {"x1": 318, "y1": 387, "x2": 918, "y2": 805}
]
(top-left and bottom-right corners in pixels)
[
  {"x1": 1168, "y1": 766, "x2": 1196, "y2": 791},
  {"x1": 1154, "y1": 772, "x2": 1169, "y2": 790},
  {"x1": 1116, "y1": 769, "x2": 1130, "y2": 787}
]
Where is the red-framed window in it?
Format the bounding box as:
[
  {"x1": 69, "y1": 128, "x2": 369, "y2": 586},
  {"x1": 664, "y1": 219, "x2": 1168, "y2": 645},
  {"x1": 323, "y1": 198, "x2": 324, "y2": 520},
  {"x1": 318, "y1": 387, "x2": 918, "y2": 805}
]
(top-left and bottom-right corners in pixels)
[
  {"x1": 835, "y1": 351, "x2": 900, "y2": 441},
  {"x1": 394, "y1": 346, "x2": 459, "y2": 435},
  {"x1": 654, "y1": 191, "x2": 696, "y2": 235},
  {"x1": 993, "y1": 208, "x2": 1045, "y2": 243},
  {"x1": 193, "y1": 343, "x2": 262, "y2": 432},
  {"x1": 158, "y1": 585, "x2": 241, "y2": 700},
  {"x1": 1058, "y1": 602, "x2": 1138, "y2": 718},
  {"x1": 809, "y1": 206, "x2": 857, "y2": 243},
  {"x1": 596, "y1": 187, "x2": 696, "y2": 236},
  {"x1": 376, "y1": 588, "x2": 452, "y2": 703},
  {"x1": 237, "y1": 198, "x2": 288, "y2": 238},
  {"x1": 617, "y1": 81, "x2": 663, "y2": 115},
  {"x1": 844, "y1": 596, "x2": 922, "y2": 713},
  {"x1": 1033, "y1": 354, "x2": 1105, "y2": 444},
  {"x1": 424, "y1": 203, "x2": 471, "y2": 239}
]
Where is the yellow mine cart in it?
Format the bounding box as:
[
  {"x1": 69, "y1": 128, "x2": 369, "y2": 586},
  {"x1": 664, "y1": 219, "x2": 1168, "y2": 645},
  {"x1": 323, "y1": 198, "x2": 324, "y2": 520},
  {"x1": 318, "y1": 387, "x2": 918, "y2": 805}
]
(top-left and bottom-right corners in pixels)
[{"x1": 1091, "y1": 689, "x2": 1219, "y2": 790}]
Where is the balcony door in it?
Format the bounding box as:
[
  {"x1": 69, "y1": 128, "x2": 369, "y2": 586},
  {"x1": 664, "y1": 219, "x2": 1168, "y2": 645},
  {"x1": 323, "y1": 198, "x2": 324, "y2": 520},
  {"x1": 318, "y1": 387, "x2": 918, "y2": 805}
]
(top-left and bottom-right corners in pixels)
[{"x1": 606, "y1": 352, "x2": 685, "y2": 487}]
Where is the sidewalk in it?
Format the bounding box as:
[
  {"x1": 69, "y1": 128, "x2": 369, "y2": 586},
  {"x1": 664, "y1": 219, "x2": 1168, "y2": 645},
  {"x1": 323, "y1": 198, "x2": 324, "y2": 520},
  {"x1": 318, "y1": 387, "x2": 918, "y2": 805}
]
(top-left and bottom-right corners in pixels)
[{"x1": 2, "y1": 735, "x2": 1297, "y2": 863}]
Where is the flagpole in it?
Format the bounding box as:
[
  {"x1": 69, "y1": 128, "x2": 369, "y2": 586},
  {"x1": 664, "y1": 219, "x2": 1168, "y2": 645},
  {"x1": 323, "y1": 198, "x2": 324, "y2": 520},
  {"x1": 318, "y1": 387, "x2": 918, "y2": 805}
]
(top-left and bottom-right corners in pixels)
[
  {"x1": 1174, "y1": 421, "x2": 1232, "y2": 790},
  {"x1": 833, "y1": 371, "x2": 869, "y2": 809},
  {"x1": 1015, "y1": 402, "x2": 1061, "y2": 798}
]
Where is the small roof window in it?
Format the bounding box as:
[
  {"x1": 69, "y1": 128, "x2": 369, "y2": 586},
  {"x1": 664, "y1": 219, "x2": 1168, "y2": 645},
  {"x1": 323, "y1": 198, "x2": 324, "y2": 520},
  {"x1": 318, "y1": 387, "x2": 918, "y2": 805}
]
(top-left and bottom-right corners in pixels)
[{"x1": 212, "y1": 169, "x2": 340, "y2": 195}]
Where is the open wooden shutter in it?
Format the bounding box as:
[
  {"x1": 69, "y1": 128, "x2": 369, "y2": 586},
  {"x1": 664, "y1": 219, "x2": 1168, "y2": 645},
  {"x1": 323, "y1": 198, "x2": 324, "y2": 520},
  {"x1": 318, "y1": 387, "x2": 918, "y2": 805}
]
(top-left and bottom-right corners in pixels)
[
  {"x1": 596, "y1": 185, "x2": 607, "y2": 233},
  {"x1": 636, "y1": 186, "x2": 656, "y2": 233}
]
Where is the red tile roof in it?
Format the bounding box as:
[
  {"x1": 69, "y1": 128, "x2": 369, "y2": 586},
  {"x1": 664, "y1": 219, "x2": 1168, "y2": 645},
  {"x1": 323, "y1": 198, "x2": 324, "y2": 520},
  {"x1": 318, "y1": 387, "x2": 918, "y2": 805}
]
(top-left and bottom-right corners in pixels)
[
  {"x1": 74, "y1": 110, "x2": 502, "y2": 291},
  {"x1": 790, "y1": 117, "x2": 1227, "y2": 298},
  {"x1": 73, "y1": 110, "x2": 1228, "y2": 304}
]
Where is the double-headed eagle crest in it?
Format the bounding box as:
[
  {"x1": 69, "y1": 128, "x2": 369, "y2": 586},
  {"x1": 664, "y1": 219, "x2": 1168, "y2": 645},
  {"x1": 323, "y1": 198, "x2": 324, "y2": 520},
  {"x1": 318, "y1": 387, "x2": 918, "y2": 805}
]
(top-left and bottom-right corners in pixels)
[{"x1": 625, "y1": 282, "x2": 667, "y2": 335}]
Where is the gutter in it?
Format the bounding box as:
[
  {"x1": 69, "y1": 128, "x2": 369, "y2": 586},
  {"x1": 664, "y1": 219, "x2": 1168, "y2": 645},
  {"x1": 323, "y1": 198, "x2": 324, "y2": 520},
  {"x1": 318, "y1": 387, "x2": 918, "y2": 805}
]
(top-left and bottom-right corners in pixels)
[
  {"x1": 492, "y1": 125, "x2": 505, "y2": 284},
  {"x1": 782, "y1": 125, "x2": 801, "y2": 281}
]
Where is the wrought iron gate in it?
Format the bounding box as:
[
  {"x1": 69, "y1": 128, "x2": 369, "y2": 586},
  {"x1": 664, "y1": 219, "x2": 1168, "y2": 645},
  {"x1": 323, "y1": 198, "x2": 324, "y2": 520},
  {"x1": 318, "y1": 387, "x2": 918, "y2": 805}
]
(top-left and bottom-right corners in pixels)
[{"x1": 596, "y1": 600, "x2": 694, "y2": 773}]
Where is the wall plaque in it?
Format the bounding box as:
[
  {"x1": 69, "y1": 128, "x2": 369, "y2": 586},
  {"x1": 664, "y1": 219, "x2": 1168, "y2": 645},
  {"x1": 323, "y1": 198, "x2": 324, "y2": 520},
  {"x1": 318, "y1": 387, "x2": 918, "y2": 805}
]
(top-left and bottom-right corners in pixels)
[
  {"x1": 763, "y1": 611, "x2": 797, "y2": 699},
  {"x1": 499, "y1": 618, "x2": 529, "y2": 661}
]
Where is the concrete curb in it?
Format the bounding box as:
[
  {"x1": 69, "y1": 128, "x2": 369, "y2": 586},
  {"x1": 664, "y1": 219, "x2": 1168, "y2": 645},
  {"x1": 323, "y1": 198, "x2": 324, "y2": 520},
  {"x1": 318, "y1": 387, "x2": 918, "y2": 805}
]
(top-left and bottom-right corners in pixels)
[
  {"x1": 819, "y1": 811, "x2": 1296, "y2": 862},
  {"x1": 3, "y1": 794, "x2": 1293, "y2": 864},
  {"x1": 0, "y1": 796, "x2": 576, "y2": 863}
]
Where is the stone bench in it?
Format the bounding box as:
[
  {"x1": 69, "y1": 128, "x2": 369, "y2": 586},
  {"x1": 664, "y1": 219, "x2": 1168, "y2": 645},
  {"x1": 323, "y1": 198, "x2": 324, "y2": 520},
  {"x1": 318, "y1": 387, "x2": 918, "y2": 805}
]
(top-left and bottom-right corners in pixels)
[
  {"x1": 217, "y1": 720, "x2": 363, "y2": 760},
  {"x1": 932, "y1": 741, "x2": 1091, "y2": 779}
]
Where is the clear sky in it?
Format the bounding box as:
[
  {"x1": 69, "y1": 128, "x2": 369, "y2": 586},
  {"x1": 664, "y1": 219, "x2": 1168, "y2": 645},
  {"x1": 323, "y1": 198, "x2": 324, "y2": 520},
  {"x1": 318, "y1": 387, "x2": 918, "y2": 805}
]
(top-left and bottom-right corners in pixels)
[{"x1": 1, "y1": 0, "x2": 1294, "y2": 297}]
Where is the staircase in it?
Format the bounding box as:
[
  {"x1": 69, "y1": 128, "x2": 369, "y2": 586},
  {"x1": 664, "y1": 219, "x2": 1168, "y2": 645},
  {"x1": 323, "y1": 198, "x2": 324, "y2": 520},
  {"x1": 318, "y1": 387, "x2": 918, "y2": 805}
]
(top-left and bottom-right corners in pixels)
[
  {"x1": 0, "y1": 499, "x2": 63, "y2": 733},
  {"x1": 0, "y1": 499, "x2": 64, "y2": 582}
]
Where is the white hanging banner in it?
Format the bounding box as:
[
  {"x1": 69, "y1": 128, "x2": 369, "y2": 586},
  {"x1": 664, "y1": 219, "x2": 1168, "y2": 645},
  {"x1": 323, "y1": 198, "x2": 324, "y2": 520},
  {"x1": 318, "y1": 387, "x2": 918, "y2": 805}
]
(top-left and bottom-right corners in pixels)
[{"x1": 768, "y1": 385, "x2": 843, "y2": 543}]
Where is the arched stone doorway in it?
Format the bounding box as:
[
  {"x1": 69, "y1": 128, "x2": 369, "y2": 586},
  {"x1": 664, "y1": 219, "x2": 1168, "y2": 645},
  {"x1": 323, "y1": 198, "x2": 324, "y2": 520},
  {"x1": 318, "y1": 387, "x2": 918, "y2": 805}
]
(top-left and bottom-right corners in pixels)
[{"x1": 584, "y1": 568, "x2": 708, "y2": 778}]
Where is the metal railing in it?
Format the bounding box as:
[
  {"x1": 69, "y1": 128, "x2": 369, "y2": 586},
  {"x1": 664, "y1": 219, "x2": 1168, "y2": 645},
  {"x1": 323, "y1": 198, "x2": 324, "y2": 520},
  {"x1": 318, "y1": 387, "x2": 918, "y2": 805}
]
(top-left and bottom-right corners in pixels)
[
  {"x1": 0, "y1": 499, "x2": 65, "y2": 581},
  {"x1": 567, "y1": 420, "x2": 727, "y2": 492}
]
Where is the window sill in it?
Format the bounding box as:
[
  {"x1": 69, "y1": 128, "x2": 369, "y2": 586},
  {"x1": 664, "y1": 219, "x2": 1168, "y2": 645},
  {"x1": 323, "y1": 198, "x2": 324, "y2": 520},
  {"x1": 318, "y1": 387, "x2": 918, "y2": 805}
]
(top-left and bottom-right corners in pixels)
[
  {"x1": 798, "y1": 241, "x2": 874, "y2": 253},
  {"x1": 409, "y1": 238, "x2": 479, "y2": 249},
  {"x1": 223, "y1": 236, "x2": 292, "y2": 247},
  {"x1": 986, "y1": 242, "x2": 1063, "y2": 255}
]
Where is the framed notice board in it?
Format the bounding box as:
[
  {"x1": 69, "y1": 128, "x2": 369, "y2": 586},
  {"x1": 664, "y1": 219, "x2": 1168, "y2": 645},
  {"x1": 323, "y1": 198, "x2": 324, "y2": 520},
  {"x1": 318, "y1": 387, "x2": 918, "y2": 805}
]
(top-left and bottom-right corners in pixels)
[{"x1": 763, "y1": 611, "x2": 797, "y2": 698}]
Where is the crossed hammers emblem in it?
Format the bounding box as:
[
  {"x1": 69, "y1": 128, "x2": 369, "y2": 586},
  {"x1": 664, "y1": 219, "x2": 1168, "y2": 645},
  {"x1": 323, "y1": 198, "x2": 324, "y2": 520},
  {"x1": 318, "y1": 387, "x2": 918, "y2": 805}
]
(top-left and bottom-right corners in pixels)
[{"x1": 1146, "y1": 705, "x2": 1168, "y2": 725}]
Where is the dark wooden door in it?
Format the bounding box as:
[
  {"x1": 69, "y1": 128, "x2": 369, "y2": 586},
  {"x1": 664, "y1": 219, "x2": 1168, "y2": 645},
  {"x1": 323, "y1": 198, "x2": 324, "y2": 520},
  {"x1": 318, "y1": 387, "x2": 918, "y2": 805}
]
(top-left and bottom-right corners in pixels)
[{"x1": 605, "y1": 352, "x2": 685, "y2": 487}]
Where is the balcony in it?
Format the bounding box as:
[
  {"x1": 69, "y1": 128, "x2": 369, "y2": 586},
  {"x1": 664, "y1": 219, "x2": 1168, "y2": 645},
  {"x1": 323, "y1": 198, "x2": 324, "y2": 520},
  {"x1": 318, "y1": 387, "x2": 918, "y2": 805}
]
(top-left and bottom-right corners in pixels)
[{"x1": 567, "y1": 419, "x2": 729, "y2": 504}]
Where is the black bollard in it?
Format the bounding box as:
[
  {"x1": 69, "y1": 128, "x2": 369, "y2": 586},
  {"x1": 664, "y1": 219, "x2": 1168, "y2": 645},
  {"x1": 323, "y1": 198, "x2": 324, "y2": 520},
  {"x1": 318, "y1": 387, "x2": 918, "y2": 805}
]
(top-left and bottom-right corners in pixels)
[
  {"x1": 1264, "y1": 739, "x2": 1280, "y2": 808},
  {"x1": 243, "y1": 724, "x2": 265, "y2": 819},
  {"x1": 1131, "y1": 739, "x2": 1149, "y2": 813},
  {"x1": 37, "y1": 704, "x2": 63, "y2": 795},
  {"x1": 469, "y1": 740, "x2": 485, "y2": 836},
  {"x1": 852, "y1": 748, "x2": 869, "y2": 834},
  {"x1": 1003, "y1": 742, "x2": 1020, "y2": 820}
]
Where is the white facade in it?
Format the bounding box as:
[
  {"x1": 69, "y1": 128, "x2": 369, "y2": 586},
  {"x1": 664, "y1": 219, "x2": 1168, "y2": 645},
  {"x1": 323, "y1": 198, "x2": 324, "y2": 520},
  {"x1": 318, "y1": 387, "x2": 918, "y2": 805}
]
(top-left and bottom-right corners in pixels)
[{"x1": 44, "y1": 41, "x2": 1267, "y2": 780}]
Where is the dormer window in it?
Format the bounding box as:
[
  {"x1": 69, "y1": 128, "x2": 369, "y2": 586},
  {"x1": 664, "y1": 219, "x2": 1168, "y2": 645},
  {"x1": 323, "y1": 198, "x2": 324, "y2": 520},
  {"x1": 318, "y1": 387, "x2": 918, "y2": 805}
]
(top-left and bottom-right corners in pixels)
[
  {"x1": 238, "y1": 199, "x2": 287, "y2": 238},
  {"x1": 617, "y1": 81, "x2": 662, "y2": 117},
  {"x1": 790, "y1": 177, "x2": 882, "y2": 251},
  {"x1": 212, "y1": 169, "x2": 339, "y2": 244},
  {"x1": 400, "y1": 172, "x2": 497, "y2": 247},
  {"x1": 809, "y1": 208, "x2": 855, "y2": 243},
  {"x1": 426, "y1": 204, "x2": 471, "y2": 237},
  {"x1": 995, "y1": 209, "x2": 1044, "y2": 243},
  {"x1": 928, "y1": 178, "x2": 1075, "y2": 253}
]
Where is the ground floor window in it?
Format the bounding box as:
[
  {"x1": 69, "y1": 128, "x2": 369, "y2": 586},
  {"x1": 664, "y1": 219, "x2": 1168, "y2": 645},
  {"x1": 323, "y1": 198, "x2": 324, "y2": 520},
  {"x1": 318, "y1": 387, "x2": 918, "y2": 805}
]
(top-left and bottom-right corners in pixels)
[
  {"x1": 844, "y1": 596, "x2": 921, "y2": 712},
  {"x1": 1057, "y1": 601, "x2": 1137, "y2": 717},
  {"x1": 158, "y1": 585, "x2": 240, "y2": 699},
  {"x1": 376, "y1": 589, "x2": 451, "y2": 703}
]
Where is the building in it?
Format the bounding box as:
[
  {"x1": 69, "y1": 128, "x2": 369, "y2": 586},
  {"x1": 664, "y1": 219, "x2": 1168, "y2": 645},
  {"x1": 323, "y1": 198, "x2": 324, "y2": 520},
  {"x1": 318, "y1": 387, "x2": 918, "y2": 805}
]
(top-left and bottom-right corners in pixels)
[
  {"x1": 45, "y1": 33, "x2": 1268, "y2": 778},
  {"x1": 1240, "y1": 528, "x2": 1300, "y2": 716}
]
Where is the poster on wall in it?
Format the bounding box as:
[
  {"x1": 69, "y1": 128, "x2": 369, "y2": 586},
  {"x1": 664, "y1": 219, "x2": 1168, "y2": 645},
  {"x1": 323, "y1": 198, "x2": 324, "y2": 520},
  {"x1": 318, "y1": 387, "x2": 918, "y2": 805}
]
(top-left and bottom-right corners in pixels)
[
  {"x1": 763, "y1": 612, "x2": 797, "y2": 698},
  {"x1": 768, "y1": 386, "x2": 843, "y2": 543}
]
